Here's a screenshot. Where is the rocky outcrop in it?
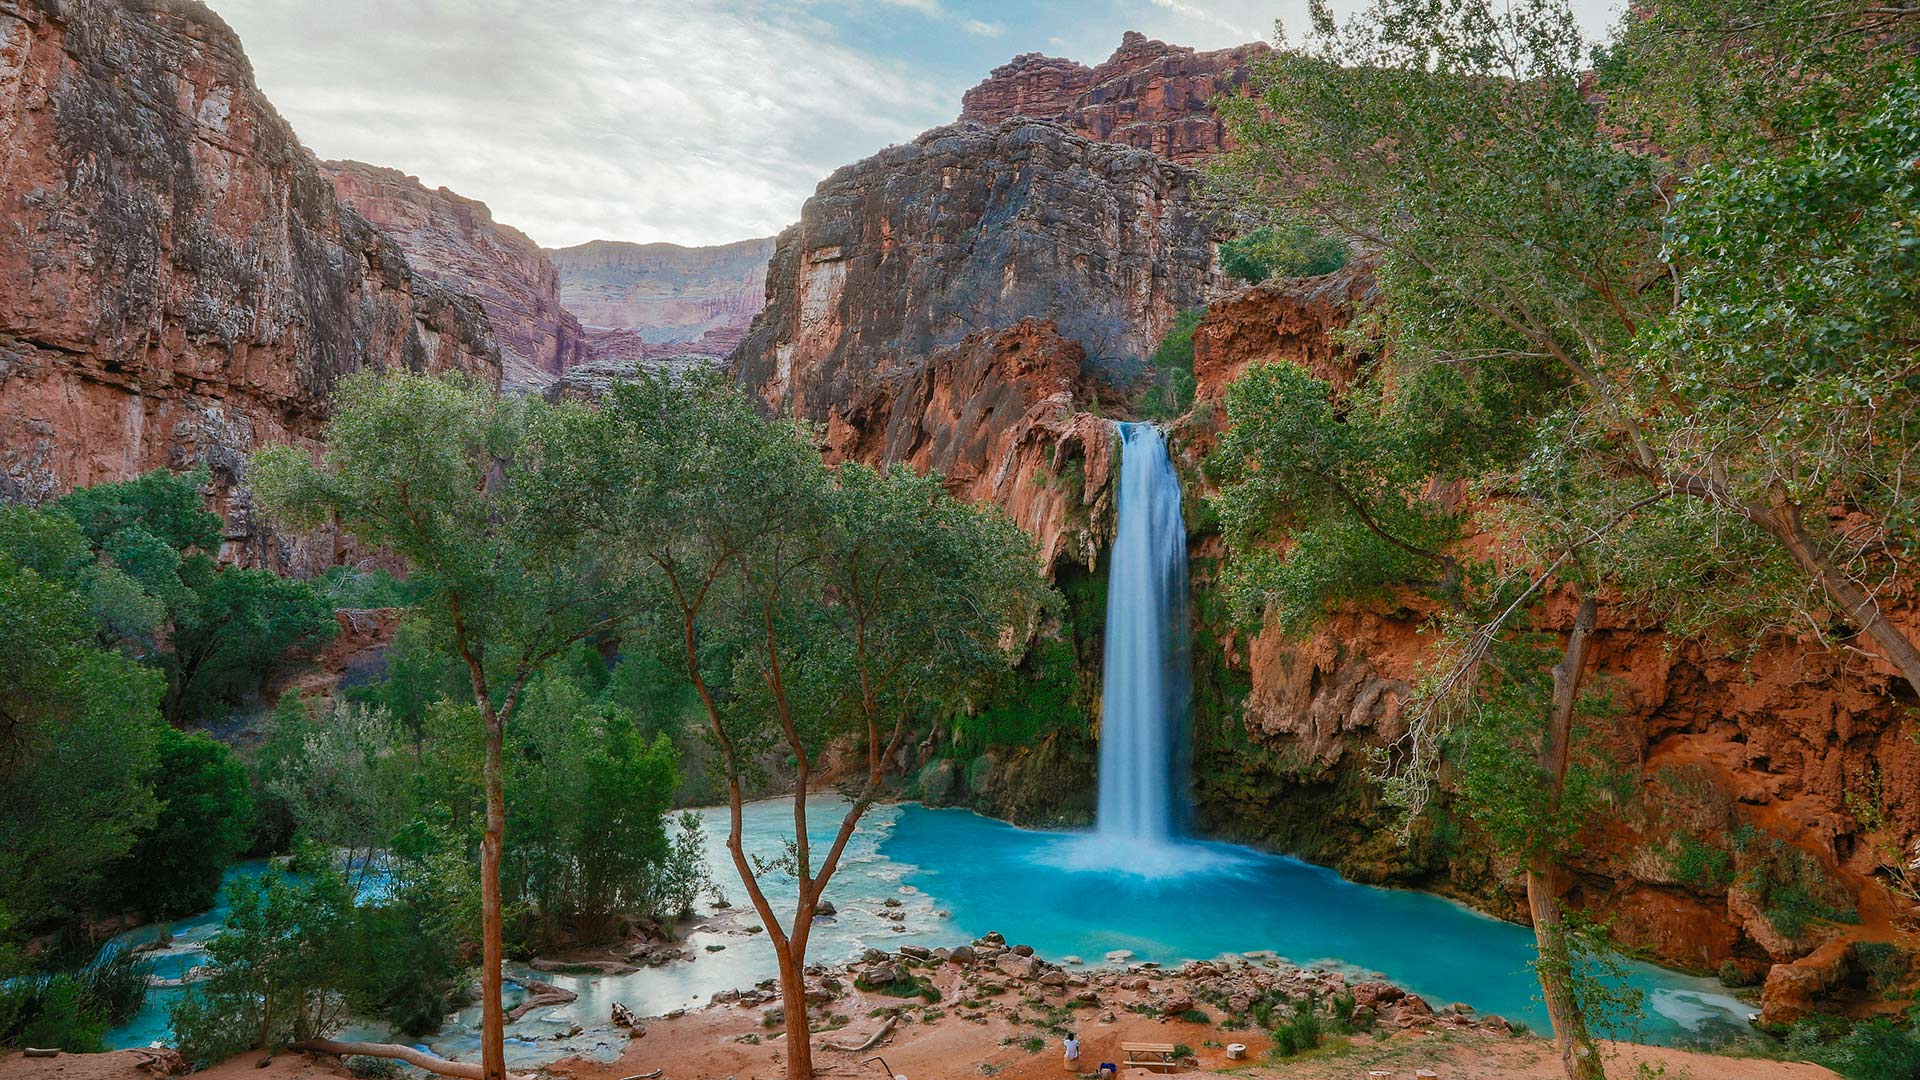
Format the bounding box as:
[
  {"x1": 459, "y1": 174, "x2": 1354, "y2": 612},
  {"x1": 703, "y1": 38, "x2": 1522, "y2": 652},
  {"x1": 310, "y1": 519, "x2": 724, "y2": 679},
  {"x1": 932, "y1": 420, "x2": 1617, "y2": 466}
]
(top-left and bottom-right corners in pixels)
[
  {"x1": 958, "y1": 31, "x2": 1267, "y2": 165},
  {"x1": 814, "y1": 318, "x2": 1117, "y2": 571},
  {"x1": 0, "y1": 0, "x2": 500, "y2": 569},
  {"x1": 543, "y1": 353, "x2": 726, "y2": 403},
  {"x1": 733, "y1": 118, "x2": 1220, "y2": 427},
  {"x1": 546, "y1": 236, "x2": 772, "y2": 359},
  {"x1": 324, "y1": 160, "x2": 586, "y2": 390}
]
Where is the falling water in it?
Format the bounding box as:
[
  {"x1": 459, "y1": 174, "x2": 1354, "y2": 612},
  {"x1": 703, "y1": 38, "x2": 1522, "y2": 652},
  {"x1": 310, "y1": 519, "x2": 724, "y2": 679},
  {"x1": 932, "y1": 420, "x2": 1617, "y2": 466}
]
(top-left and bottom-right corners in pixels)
[{"x1": 1095, "y1": 421, "x2": 1193, "y2": 845}]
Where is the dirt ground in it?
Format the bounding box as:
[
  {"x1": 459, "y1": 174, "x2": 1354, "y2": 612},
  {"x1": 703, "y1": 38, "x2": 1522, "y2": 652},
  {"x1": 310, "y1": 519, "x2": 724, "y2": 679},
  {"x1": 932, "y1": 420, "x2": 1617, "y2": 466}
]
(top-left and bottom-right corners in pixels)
[{"x1": 0, "y1": 1028, "x2": 1842, "y2": 1080}]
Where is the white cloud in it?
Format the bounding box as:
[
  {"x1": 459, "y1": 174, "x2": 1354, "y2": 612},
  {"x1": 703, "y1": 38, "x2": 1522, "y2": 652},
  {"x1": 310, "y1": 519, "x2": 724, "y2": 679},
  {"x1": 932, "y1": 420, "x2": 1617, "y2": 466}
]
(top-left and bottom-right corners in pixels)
[{"x1": 210, "y1": 0, "x2": 954, "y2": 247}]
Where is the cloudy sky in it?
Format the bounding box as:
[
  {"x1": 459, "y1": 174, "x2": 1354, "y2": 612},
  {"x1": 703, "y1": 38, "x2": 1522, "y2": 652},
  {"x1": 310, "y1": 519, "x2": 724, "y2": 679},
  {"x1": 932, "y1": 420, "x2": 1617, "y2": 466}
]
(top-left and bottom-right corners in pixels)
[{"x1": 210, "y1": 0, "x2": 1625, "y2": 250}]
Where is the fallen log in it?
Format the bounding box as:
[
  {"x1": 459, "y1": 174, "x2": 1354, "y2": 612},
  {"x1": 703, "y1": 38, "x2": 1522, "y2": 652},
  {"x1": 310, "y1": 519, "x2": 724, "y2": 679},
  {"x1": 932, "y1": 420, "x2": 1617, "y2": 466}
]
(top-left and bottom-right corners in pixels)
[
  {"x1": 615, "y1": 1071, "x2": 663, "y2": 1080},
  {"x1": 820, "y1": 1016, "x2": 896, "y2": 1053},
  {"x1": 505, "y1": 979, "x2": 578, "y2": 1022},
  {"x1": 289, "y1": 1039, "x2": 531, "y2": 1080},
  {"x1": 22, "y1": 1048, "x2": 59, "y2": 1059}
]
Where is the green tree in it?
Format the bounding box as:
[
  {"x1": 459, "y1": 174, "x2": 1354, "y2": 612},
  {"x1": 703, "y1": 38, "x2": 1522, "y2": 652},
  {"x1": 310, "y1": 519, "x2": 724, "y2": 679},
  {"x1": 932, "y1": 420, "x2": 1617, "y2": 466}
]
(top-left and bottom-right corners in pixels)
[
  {"x1": 114, "y1": 727, "x2": 253, "y2": 918},
  {"x1": 1217, "y1": 223, "x2": 1349, "y2": 284},
  {"x1": 251, "y1": 371, "x2": 640, "y2": 1080},
  {"x1": 558, "y1": 373, "x2": 1050, "y2": 1080}
]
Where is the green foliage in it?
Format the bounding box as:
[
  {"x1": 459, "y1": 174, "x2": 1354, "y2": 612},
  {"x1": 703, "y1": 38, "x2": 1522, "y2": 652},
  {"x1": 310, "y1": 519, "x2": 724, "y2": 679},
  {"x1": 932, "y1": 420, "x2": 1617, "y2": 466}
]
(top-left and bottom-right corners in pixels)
[
  {"x1": 1734, "y1": 828, "x2": 1858, "y2": 940},
  {"x1": 1788, "y1": 1016, "x2": 1920, "y2": 1080},
  {"x1": 1139, "y1": 309, "x2": 1204, "y2": 419},
  {"x1": 113, "y1": 727, "x2": 253, "y2": 918},
  {"x1": 161, "y1": 563, "x2": 336, "y2": 723},
  {"x1": 0, "y1": 947, "x2": 149, "y2": 1053},
  {"x1": 169, "y1": 869, "x2": 355, "y2": 1068},
  {"x1": 1269, "y1": 995, "x2": 1323, "y2": 1057},
  {"x1": 1218, "y1": 224, "x2": 1349, "y2": 284},
  {"x1": 1209, "y1": 362, "x2": 1467, "y2": 630},
  {"x1": 1667, "y1": 832, "x2": 1734, "y2": 893},
  {"x1": 952, "y1": 638, "x2": 1081, "y2": 753},
  {"x1": 0, "y1": 976, "x2": 106, "y2": 1053},
  {"x1": 317, "y1": 567, "x2": 429, "y2": 610}
]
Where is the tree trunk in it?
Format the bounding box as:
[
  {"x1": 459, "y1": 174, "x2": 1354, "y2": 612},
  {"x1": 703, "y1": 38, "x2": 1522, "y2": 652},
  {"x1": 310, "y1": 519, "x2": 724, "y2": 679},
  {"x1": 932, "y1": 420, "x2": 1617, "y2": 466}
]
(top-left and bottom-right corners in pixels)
[
  {"x1": 479, "y1": 715, "x2": 507, "y2": 1080},
  {"x1": 1532, "y1": 592, "x2": 1604, "y2": 1080},
  {"x1": 1754, "y1": 493, "x2": 1920, "y2": 696},
  {"x1": 291, "y1": 1039, "x2": 529, "y2": 1080},
  {"x1": 779, "y1": 950, "x2": 814, "y2": 1079}
]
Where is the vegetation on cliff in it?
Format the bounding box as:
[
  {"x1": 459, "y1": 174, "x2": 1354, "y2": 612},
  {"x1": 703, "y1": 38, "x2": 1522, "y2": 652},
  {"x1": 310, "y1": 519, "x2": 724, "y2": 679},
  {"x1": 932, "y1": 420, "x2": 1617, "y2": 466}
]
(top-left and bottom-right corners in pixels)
[{"x1": 1209, "y1": 0, "x2": 1920, "y2": 1072}]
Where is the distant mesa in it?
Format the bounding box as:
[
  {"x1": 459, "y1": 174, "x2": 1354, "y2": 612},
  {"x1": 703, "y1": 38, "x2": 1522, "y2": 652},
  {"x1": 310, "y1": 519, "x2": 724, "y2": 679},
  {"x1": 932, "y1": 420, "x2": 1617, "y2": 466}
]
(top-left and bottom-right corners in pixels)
[{"x1": 545, "y1": 237, "x2": 777, "y2": 364}]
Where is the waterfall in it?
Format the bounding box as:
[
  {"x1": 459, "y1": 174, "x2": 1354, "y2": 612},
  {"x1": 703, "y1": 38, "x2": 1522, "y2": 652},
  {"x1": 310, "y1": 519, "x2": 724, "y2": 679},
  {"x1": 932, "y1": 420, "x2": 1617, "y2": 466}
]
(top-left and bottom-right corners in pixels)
[{"x1": 1095, "y1": 421, "x2": 1193, "y2": 845}]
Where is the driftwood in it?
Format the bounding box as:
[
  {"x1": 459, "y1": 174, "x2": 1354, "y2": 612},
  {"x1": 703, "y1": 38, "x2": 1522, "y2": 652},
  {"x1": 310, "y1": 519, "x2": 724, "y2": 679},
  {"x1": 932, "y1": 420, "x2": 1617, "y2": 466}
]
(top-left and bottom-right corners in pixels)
[
  {"x1": 289, "y1": 1039, "x2": 531, "y2": 1080},
  {"x1": 819, "y1": 1016, "x2": 896, "y2": 1053},
  {"x1": 21, "y1": 1048, "x2": 59, "y2": 1058},
  {"x1": 504, "y1": 979, "x2": 578, "y2": 1022},
  {"x1": 615, "y1": 1072, "x2": 663, "y2": 1080}
]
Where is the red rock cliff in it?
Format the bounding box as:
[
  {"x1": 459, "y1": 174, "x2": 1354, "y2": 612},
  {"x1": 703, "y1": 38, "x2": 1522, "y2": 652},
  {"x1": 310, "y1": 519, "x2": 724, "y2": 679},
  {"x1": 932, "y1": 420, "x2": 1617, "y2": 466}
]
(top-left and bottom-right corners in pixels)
[
  {"x1": 0, "y1": 0, "x2": 500, "y2": 568},
  {"x1": 959, "y1": 31, "x2": 1267, "y2": 165},
  {"x1": 732, "y1": 119, "x2": 1219, "y2": 425},
  {"x1": 324, "y1": 159, "x2": 586, "y2": 390}
]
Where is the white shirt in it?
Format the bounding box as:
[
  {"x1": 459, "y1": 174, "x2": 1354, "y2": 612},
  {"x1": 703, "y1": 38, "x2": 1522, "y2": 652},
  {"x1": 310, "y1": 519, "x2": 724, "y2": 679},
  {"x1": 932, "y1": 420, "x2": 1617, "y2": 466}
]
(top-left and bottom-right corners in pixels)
[{"x1": 1064, "y1": 1038, "x2": 1081, "y2": 1059}]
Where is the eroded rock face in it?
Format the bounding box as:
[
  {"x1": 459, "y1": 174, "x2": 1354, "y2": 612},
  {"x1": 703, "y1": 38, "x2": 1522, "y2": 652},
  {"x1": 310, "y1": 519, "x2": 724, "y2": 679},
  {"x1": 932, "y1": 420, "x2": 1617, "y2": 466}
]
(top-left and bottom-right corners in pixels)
[
  {"x1": 733, "y1": 118, "x2": 1220, "y2": 423},
  {"x1": 814, "y1": 318, "x2": 1116, "y2": 571},
  {"x1": 1184, "y1": 274, "x2": 1920, "y2": 1016},
  {"x1": 546, "y1": 237, "x2": 773, "y2": 360},
  {"x1": 958, "y1": 31, "x2": 1267, "y2": 165},
  {"x1": 0, "y1": 0, "x2": 499, "y2": 568},
  {"x1": 325, "y1": 160, "x2": 586, "y2": 390}
]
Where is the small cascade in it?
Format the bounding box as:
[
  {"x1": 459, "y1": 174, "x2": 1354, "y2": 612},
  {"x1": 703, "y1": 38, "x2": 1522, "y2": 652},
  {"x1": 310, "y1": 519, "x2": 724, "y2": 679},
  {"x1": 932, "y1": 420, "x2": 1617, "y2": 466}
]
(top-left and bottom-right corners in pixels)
[{"x1": 1094, "y1": 421, "x2": 1193, "y2": 845}]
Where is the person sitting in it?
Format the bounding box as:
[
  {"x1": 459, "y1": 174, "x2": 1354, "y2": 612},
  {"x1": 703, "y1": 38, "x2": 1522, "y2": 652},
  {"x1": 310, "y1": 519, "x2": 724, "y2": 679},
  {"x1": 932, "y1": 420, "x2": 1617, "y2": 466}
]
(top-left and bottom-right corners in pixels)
[{"x1": 1062, "y1": 1032, "x2": 1081, "y2": 1071}]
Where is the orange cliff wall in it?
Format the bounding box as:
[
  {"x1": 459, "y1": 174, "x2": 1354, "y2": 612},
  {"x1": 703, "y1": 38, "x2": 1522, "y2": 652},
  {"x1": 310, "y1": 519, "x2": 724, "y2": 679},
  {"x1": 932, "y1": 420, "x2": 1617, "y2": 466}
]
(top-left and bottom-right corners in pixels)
[{"x1": 0, "y1": 0, "x2": 501, "y2": 571}]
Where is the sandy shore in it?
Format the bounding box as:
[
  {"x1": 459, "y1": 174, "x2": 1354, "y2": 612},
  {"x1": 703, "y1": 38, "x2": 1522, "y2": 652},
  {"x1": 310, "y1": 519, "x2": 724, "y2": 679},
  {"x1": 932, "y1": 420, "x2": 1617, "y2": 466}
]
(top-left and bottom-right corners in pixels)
[{"x1": 3, "y1": 939, "x2": 1837, "y2": 1080}]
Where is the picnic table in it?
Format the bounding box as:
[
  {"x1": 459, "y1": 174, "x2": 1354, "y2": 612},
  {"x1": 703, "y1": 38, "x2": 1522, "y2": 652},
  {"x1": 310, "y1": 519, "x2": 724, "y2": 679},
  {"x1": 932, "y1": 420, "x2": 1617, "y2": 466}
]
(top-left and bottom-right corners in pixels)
[{"x1": 1121, "y1": 1041, "x2": 1178, "y2": 1072}]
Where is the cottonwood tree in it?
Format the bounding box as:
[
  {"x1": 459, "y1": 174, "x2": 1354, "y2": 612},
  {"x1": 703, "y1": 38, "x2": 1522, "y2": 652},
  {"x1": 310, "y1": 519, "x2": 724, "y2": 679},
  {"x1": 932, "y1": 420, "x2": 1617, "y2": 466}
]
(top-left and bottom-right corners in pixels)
[
  {"x1": 556, "y1": 373, "x2": 1049, "y2": 1080},
  {"x1": 1212, "y1": 3, "x2": 1920, "y2": 1071},
  {"x1": 1211, "y1": 355, "x2": 1625, "y2": 1077},
  {"x1": 1214, "y1": 0, "x2": 1920, "y2": 696},
  {"x1": 252, "y1": 372, "x2": 639, "y2": 1080}
]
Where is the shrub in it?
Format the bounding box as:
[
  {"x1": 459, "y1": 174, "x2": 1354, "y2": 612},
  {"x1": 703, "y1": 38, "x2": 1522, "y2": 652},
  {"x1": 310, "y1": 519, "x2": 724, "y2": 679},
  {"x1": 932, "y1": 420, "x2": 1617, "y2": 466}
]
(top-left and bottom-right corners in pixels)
[
  {"x1": 114, "y1": 726, "x2": 253, "y2": 918},
  {"x1": 1668, "y1": 832, "x2": 1734, "y2": 892},
  {"x1": 75, "y1": 946, "x2": 152, "y2": 1027},
  {"x1": 1139, "y1": 309, "x2": 1204, "y2": 419},
  {"x1": 0, "y1": 975, "x2": 105, "y2": 1053},
  {"x1": 1218, "y1": 225, "x2": 1350, "y2": 284},
  {"x1": 1270, "y1": 996, "x2": 1323, "y2": 1057}
]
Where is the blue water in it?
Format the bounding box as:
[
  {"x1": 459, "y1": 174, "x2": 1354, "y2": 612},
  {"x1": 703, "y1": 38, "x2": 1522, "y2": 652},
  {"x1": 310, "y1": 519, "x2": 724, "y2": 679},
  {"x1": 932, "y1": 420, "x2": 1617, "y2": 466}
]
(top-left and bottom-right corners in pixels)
[
  {"x1": 108, "y1": 798, "x2": 1753, "y2": 1059},
  {"x1": 1096, "y1": 422, "x2": 1194, "y2": 847}
]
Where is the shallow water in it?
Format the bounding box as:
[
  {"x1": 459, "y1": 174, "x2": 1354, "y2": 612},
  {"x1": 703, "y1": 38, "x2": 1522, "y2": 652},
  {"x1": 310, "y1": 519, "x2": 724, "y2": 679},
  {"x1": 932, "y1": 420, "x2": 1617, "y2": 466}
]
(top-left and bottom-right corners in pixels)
[{"x1": 108, "y1": 796, "x2": 1754, "y2": 1061}]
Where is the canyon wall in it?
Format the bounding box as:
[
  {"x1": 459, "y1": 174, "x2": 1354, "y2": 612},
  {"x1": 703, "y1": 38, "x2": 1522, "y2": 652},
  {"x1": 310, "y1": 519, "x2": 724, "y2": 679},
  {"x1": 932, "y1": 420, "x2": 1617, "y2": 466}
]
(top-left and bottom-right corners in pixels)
[
  {"x1": 0, "y1": 0, "x2": 500, "y2": 570},
  {"x1": 731, "y1": 117, "x2": 1220, "y2": 429},
  {"x1": 324, "y1": 160, "x2": 587, "y2": 390},
  {"x1": 546, "y1": 236, "x2": 773, "y2": 360},
  {"x1": 958, "y1": 31, "x2": 1266, "y2": 165}
]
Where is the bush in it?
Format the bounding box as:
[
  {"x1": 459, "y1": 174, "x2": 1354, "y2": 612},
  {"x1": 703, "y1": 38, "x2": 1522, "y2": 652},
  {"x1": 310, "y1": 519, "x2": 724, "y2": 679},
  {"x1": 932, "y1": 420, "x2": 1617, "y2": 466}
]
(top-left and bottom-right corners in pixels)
[
  {"x1": 169, "y1": 869, "x2": 355, "y2": 1068},
  {"x1": 1139, "y1": 309, "x2": 1204, "y2": 419},
  {"x1": 115, "y1": 726, "x2": 253, "y2": 918},
  {"x1": 75, "y1": 946, "x2": 152, "y2": 1027},
  {"x1": 1270, "y1": 996, "x2": 1323, "y2": 1057},
  {"x1": 1218, "y1": 225, "x2": 1350, "y2": 284},
  {"x1": 1792, "y1": 1016, "x2": 1920, "y2": 1080},
  {"x1": 0, "y1": 976, "x2": 106, "y2": 1053},
  {"x1": 1668, "y1": 832, "x2": 1734, "y2": 892}
]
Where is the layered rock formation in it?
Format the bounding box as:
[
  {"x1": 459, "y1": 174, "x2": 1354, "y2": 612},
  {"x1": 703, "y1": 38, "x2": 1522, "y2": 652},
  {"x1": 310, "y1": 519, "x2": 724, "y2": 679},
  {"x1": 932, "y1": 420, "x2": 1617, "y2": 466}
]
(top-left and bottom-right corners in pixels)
[
  {"x1": 546, "y1": 236, "x2": 773, "y2": 359},
  {"x1": 958, "y1": 31, "x2": 1266, "y2": 165},
  {"x1": 324, "y1": 160, "x2": 587, "y2": 390},
  {"x1": 0, "y1": 0, "x2": 499, "y2": 568},
  {"x1": 733, "y1": 118, "x2": 1220, "y2": 426}
]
